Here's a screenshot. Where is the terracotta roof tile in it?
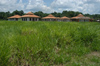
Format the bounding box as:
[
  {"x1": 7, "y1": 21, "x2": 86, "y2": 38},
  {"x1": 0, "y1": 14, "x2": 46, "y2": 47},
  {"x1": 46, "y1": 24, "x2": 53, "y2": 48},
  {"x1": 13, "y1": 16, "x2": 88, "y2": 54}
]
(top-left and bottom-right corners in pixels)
[
  {"x1": 76, "y1": 14, "x2": 84, "y2": 17},
  {"x1": 26, "y1": 12, "x2": 34, "y2": 15},
  {"x1": 61, "y1": 16, "x2": 70, "y2": 19},
  {"x1": 21, "y1": 15, "x2": 40, "y2": 18},
  {"x1": 71, "y1": 14, "x2": 91, "y2": 19},
  {"x1": 8, "y1": 15, "x2": 21, "y2": 19},
  {"x1": 42, "y1": 14, "x2": 56, "y2": 19},
  {"x1": 56, "y1": 17, "x2": 61, "y2": 19},
  {"x1": 21, "y1": 12, "x2": 40, "y2": 18}
]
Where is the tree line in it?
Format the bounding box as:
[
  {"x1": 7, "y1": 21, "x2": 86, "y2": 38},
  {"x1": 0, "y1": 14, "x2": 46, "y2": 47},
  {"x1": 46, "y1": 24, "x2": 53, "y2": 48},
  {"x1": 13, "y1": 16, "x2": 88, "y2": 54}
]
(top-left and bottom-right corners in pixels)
[
  {"x1": 0, "y1": 10, "x2": 24, "y2": 20},
  {"x1": 0, "y1": 10, "x2": 100, "y2": 21}
]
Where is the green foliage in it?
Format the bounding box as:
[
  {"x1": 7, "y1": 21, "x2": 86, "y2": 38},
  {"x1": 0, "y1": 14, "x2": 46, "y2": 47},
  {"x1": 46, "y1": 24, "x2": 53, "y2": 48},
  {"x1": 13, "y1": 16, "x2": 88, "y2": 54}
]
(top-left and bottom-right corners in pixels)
[
  {"x1": 11, "y1": 10, "x2": 24, "y2": 16},
  {"x1": 90, "y1": 56, "x2": 100, "y2": 63},
  {"x1": 0, "y1": 10, "x2": 24, "y2": 20},
  {"x1": 0, "y1": 21, "x2": 100, "y2": 66},
  {"x1": 62, "y1": 11, "x2": 82, "y2": 17}
]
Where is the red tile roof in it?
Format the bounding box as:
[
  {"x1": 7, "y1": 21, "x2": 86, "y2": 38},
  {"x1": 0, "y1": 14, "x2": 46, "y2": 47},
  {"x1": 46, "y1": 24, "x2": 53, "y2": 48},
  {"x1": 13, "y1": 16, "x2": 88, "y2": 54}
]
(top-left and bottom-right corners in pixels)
[
  {"x1": 71, "y1": 14, "x2": 90, "y2": 19},
  {"x1": 21, "y1": 15, "x2": 40, "y2": 18},
  {"x1": 26, "y1": 12, "x2": 34, "y2": 15},
  {"x1": 8, "y1": 15, "x2": 21, "y2": 19},
  {"x1": 76, "y1": 14, "x2": 84, "y2": 17},
  {"x1": 61, "y1": 16, "x2": 70, "y2": 19},
  {"x1": 21, "y1": 12, "x2": 40, "y2": 18},
  {"x1": 42, "y1": 14, "x2": 56, "y2": 19},
  {"x1": 56, "y1": 17, "x2": 61, "y2": 19}
]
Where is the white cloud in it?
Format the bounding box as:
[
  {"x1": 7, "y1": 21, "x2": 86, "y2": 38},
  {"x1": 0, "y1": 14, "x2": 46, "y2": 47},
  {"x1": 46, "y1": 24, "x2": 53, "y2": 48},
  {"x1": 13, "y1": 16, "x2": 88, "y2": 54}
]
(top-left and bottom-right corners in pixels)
[
  {"x1": 0, "y1": 0, "x2": 24, "y2": 12},
  {"x1": 0, "y1": 0, "x2": 100, "y2": 14},
  {"x1": 25, "y1": 0, "x2": 54, "y2": 13},
  {"x1": 0, "y1": 0, "x2": 54, "y2": 13},
  {"x1": 51, "y1": 0, "x2": 100, "y2": 14}
]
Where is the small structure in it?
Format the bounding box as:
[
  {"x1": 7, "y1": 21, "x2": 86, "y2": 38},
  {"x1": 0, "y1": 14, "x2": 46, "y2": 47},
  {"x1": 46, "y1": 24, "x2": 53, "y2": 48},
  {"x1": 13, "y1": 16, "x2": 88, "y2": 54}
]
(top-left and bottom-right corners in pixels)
[
  {"x1": 96, "y1": 19, "x2": 100, "y2": 22},
  {"x1": 8, "y1": 15, "x2": 21, "y2": 21},
  {"x1": 21, "y1": 12, "x2": 40, "y2": 21},
  {"x1": 61, "y1": 16, "x2": 70, "y2": 22},
  {"x1": 71, "y1": 14, "x2": 91, "y2": 22},
  {"x1": 56, "y1": 17, "x2": 61, "y2": 21},
  {"x1": 42, "y1": 14, "x2": 56, "y2": 21}
]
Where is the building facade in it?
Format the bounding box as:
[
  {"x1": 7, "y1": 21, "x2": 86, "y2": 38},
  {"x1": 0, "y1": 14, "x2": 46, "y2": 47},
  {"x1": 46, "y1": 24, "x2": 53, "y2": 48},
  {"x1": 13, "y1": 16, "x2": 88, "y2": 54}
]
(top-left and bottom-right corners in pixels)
[
  {"x1": 42, "y1": 14, "x2": 56, "y2": 21},
  {"x1": 8, "y1": 15, "x2": 21, "y2": 21},
  {"x1": 21, "y1": 12, "x2": 40, "y2": 21},
  {"x1": 71, "y1": 14, "x2": 91, "y2": 22},
  {"x1": 61, "y1": 16, "x2": 70, "y2": 22}
]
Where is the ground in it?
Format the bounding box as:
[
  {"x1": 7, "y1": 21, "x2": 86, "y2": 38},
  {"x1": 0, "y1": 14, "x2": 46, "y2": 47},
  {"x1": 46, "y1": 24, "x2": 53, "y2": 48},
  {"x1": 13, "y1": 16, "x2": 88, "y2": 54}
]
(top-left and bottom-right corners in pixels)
[{"x1": 0, "y1": 21, "x2": 100, "y2": 66}]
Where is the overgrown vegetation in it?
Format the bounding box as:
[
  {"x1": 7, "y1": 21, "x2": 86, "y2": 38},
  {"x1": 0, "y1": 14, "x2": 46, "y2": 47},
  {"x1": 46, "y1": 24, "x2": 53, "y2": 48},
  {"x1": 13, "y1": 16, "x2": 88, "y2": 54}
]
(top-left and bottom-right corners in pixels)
[{"x1": 0, "y1": 21, "x2": 100, "y2": 66}]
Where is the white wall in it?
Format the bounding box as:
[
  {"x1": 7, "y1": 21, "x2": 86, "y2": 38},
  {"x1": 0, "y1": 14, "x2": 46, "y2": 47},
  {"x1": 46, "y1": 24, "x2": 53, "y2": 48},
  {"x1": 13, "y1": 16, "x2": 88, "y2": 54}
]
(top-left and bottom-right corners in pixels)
[
  {"x1": 27, "y1": 18, "x2": 30, "y2": 21},
  {"x1": 85, "y1": 19, "x2": 89, "y2": 22},
  {"x1": 79, "y1": 19, "x2": 84, "y2": 22}
]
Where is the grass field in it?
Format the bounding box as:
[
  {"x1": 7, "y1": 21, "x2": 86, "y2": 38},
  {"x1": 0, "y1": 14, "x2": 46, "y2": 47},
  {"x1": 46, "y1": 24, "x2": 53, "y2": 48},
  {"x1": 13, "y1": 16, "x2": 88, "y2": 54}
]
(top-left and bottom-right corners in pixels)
[{"x1": 0, "y1": 21, "x2": 100, "y2": 66}]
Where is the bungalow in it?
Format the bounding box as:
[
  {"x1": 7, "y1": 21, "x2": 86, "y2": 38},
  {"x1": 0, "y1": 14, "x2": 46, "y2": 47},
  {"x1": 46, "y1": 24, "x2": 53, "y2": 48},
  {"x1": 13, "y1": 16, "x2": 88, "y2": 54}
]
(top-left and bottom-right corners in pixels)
[
  {"x1": 61, "y1": 16, "x2": 70, "y2": 22},
  {"x1": 21, "y1": 12, "x2": 40, "y2": 21},
  {"x1": 8, "y1": 15, "x2": 21, "y2": 21},
  {"x1": 42, "y1": 14, "x2": 56, "y2": 21},
  {"x1": 56, "y1": 17, "x2": 61, "y2": 21},
  {"x1": 71, "y1": 14, "x2": 91, "y2": 22}
]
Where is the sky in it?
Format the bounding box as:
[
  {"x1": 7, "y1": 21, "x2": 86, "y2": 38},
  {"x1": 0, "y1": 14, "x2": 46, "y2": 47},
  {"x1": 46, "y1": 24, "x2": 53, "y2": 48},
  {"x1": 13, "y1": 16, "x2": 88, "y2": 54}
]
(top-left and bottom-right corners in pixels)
[{"x1": 0, "y1": 0, "x2": 100, "y2": 14}]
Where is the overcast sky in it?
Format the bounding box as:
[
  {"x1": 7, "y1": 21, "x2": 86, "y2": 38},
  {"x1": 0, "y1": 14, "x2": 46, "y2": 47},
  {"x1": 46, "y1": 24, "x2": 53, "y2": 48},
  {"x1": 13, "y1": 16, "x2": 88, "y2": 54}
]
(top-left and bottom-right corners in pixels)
[{"x1": 0, "y1": 0, "x2": 100, "y2": 14}]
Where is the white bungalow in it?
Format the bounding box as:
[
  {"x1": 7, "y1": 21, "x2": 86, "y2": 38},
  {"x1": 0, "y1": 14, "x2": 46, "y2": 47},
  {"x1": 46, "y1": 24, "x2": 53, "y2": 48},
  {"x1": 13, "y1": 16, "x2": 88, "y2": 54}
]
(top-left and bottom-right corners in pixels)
[
  {"x1": 71, "y1": 14, "x2": 91, "y2": 22},
  {"x1": 21, "y1": 12, "x2": 40, "y2": 21},
  {"x1": 42, "y1": 14, "x2": 56, "y2": 21},
  {"x1": 56, "y1": 17, "x2": 61, "y2": 21},
  {"x1": 61, "y1": 16, "x2": 70, "y2": 22},
  {"x1": 8, "y1": 15, "x2": 21, "y2": 21}
]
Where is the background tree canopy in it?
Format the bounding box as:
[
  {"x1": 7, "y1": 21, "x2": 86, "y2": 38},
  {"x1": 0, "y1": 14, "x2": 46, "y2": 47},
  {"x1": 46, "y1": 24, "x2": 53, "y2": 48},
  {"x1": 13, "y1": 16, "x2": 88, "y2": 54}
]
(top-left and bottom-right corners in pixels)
[{"x1": 0, "y1": 10, "x2": 100, "y2": 21}]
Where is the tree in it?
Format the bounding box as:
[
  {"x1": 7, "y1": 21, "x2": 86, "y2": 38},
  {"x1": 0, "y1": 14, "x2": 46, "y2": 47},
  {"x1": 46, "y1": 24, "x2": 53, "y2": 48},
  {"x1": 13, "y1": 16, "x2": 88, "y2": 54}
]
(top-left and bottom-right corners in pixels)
[
  {"x1": 34, "y1": 11, "x2": 44, "y2": 18},
  {"x1": 11, "y1": 10, "x2": 24, "y2": 16}
]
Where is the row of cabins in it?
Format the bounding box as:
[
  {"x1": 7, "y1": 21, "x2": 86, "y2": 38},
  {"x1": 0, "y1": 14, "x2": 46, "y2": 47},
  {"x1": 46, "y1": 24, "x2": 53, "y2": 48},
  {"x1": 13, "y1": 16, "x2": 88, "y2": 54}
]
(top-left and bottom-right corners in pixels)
[
  {"x1": 42, "y1": 14, "x2": 70, "y2": 22},
  {"x1": 8, "y1": 12, "x2": 92, "y2": 22}
]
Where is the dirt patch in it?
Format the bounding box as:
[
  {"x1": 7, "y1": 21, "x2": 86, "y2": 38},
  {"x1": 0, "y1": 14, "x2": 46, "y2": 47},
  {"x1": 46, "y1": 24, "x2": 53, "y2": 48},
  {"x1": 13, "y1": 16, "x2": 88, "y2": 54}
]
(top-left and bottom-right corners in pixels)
[
  {"x1": 86, "y1": 51, "x2": 100, "y2": 57},
  {"x1": 54, "y1": 46, "x2": 61, "y2": 54}
]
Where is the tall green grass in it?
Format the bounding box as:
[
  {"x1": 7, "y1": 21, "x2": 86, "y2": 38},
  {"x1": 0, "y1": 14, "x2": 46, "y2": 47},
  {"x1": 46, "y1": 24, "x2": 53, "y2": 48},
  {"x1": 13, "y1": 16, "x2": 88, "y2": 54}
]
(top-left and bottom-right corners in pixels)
[{"x1": 0, "y1": 21, "x2": 100, "y2": 66}]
